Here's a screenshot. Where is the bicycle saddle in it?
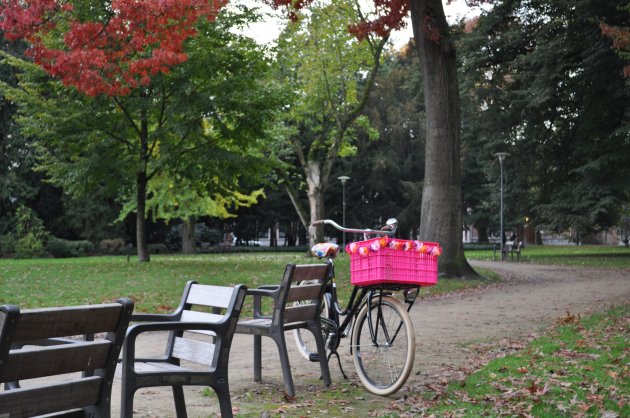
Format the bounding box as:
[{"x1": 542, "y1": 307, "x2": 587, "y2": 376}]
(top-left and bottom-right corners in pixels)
[{"x1": 311, "y1": 243, "x2": 340, "y2": 259}]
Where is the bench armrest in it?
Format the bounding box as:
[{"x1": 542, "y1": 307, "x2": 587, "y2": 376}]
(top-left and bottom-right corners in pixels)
[
  {"x1": 256, "y1": 285, "x2": 280, "y2": 291},
  {"x1": 131, "y1": 312, "x2": 181, "y2": 322},
  {"x1": 245, "y1": 287, "x2": 280, "y2": 318}
]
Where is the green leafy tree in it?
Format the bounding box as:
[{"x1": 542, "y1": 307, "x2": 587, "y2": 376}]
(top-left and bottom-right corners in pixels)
[
  {"x1": 331, "y1": 47, "x2": 426, "y2": 237},
  {"x1": 1, "y1": 10, "x2": 281, "y2": 260},
  {"x1": 459, "y1": 0, "x2": 630, "y2": 242},
  {"x1": 273, "y1": 0, "x2": 388, "y2": 246},
  {"x1": 145, "y1": 173, "x2": 264, "y2": 253},
  {"x1": 0, "y1": 38, "x2": 38, "y2": 236}
]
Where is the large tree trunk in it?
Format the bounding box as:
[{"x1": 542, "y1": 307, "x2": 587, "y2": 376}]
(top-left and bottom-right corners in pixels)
[
  {"x1": 136, "y1": 114, "x2": 150, "y2": 262},
  {"x1": 306, "y1": 161, "x2": 326, "y2": 246},
  {"x1": 136, "y1": 171, "x2": 150, "y2": 262},
  {"x1": 410, "y1": 0, "x2": 476, "y2": 278},
  {"x1": 181, "y1": 217, "x2": 196, "y2": 254}
]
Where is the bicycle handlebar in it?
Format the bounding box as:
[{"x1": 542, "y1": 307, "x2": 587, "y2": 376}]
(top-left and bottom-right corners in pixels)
[{"x1": 311, "y1": 219, "x2": 397, "y2": 236}]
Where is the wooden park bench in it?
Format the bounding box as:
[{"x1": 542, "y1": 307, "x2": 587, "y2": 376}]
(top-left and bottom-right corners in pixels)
[
  {"x1": 120, "y1": 282, "x2": 247, "y2": 418},
  {"x1": 493, "y1": 241, "x2": 523, "y2": 261},
  {"x1": 0, "y1": 298, "x2": 134, "y2": 417},
  {"x1": 235, "y1": 263, "x2": 331, "y2": 398}
]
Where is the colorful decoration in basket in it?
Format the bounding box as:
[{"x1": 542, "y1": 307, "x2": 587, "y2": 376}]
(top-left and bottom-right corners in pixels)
[
  {"x1": 311, "y1": 242, "x2": 340, "y2": 258},
  {"x1": 346, "y1": 237, "x2": 442, "y2": 257}
]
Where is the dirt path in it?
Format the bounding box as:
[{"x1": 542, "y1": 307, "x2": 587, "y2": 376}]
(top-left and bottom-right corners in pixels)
[{"x1": 113, "y1": 261, "x2": 630, "y2": 417}]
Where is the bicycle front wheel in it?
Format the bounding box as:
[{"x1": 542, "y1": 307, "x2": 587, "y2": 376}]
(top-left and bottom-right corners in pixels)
[{"x1": 351, "y1": 295, "x2": 415, "y2": 396}]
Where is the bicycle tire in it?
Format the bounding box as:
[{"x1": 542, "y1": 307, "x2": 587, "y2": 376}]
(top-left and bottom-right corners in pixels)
[
  {"x1": 293, "y1": 285, "x2": 332, "y2": 360},
  {"x1": 351, "y1": 295, "x2": 415, "y2": 396}
]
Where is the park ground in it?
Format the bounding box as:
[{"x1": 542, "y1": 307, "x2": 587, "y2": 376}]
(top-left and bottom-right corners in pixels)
[{"x1": 112, "y1": 258, "x2": 629, "y2": 417}]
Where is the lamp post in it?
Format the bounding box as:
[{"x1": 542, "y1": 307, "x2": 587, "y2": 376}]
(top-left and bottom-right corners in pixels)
[
  {"x1": 493, "y1": 152, "x2": 510, "y2": 260},
  {"x1": 338, "y1": 176, "x2": 350, "y2": 250}
]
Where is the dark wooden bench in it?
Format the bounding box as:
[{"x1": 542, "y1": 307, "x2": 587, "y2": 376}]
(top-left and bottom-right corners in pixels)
[
  {"x1": 0, "y1": 298, "x2": 134, "y2": 417},
  {"x1": 494, "y1": 241, "x2": 523, "y2": 261},
  {"x1": 235, "y1": 263, "x2": 331, "y2": 398},
  {"x1": 120, "y1": 282, "x2": 247, "y2": 418}
]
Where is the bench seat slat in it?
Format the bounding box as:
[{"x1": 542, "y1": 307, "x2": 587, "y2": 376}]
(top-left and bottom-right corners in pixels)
[
  {"x1": 13, "y1": 304, "x2": 123, "y2": 341},
  {"x1": 179, "y1": 311, "x2": 221, "y2": 336},
  {"x1": 284, "y1": 304, "x2": 317, "y2": 324},
  {"x1": 4, "y1": 341, "x2": 111, "y2": 381},
  {"x1": 172, "y1": 337, "x2": 216, "y2": 366},
  {"x1": 0, "y1": 376, "x2": 101, "y2": 417},
  {"x1": 291, "y1": 264, "x2": 330, "y2": 282},
  {"x1": 134, "y1": 361, "x2": 186, "y2": 373},
  {"x1": 286, "y1": 284, "x2": 321, "y2": 303}
]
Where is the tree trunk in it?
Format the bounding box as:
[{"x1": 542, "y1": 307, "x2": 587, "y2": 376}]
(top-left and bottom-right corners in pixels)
[
  {"x1": 136, "y1": 171, "x2": 150, "y2": 262},
  {"x1": 306, "y1": 161, "x2": 326, "y2": 247},
  {"x1": 270, "y1": 222, "x2": 277, "y2": 247},
  {"x1": 477, "y1": 225, "x2": 489, "y2": 243},
  {"x1": 410, "y1": 0, "x2": 477, "y2": 278},
  {"x1": 136, "y1": 111, "x2": 150, "y2": 262},
  {"x1": 181, "y1": 217, "x2": 196, "y2": 254}
]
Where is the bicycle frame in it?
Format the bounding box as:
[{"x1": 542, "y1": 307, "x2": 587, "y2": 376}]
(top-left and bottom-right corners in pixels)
[{"x1": 322, "y1": 252, "x2": 419, "y2": 348}]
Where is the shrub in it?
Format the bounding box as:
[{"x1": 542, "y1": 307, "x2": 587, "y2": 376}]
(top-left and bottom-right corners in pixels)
[
  {"x1": 74, "y1": 240, "x2": 95, "y2": 255},
  {"x1": 99, "y1": 238, "x2": 126, "y2": 255},
  {"x1": 46, "y1": 238, "x2": 77, "y2": 258},
  {"x1": 13, "y1": 206, "x2": 49, "y2": 259},
  {"x1": 148, "y1": 243, "x2": 169, "y2": 254},
  {"x1": 165, "y1": 223, "x2": 223, "y2": 252},
  {"x1": 15, "y1": 206, "x2": 49, "y2": 242},
  {"x1": 15, "y1": 233, "x2": 47, "y2": 258},
  {"x1": 208, "y1": 245, "x2": 309, "y2": 254},
  {"x1": 0, "y1": 234, "x2": 16, "y2": 255},
  {"x1": 46, "y1": 238, "x2": 96, "y2": 258}
]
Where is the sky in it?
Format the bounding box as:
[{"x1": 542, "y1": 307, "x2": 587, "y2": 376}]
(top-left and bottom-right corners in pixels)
[{"x1": 235, "y1": 0, "x2": 484, "y2": 48}]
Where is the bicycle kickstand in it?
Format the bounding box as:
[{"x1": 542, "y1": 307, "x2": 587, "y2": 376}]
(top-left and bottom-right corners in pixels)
[{"x1": 327, "y1": 350, "x2": 348, "y2": 379}]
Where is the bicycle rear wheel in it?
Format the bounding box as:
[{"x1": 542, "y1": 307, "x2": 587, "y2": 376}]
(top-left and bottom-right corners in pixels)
[{"x1": 351, "y1": 295, "x2": 415, "y2": 396}]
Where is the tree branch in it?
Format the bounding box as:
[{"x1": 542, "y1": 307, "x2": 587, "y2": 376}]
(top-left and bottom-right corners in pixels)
[{"x1": 275, "y1": 167, "x2": 309, "y2": 229}]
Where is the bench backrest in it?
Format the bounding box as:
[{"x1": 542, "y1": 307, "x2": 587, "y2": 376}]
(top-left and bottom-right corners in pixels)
[
  {"x1": 272, "y1": 263, "x2": 330, "y2": 326},
  {"x1": 0, "y1": 299, "x2": 134, "y2": 417},
  {"x1": 166, "y1": 282, "x2": 247, "y2": 368}
]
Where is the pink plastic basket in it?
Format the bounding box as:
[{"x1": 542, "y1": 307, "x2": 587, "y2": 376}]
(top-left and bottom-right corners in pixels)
[{"x1": 346, "y1": 238, "x2": 440, "y2": 287}]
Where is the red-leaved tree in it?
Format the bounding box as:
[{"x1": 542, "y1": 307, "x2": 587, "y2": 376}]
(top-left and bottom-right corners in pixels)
[
  {"x1": 601, "y1": 21, "x2": 630, "y2": 77},
  {"x1": 1, "y1": 0, "x2": 227, "y2": 261},
  {"x1": 1, "y1": 0, "x2": 225, "y2": 96}
]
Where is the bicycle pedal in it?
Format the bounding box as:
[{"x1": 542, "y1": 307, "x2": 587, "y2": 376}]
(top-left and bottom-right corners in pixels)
[{"x1": 308, "y1": 353, "x2": 320, "y2": 362}]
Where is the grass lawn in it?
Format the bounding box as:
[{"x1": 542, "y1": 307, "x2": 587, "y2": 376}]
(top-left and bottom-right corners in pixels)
[
  {"x1": 414, "y1": 305, "x2": 630, "y2": 418},
  {"x1": 0, "y1": 245, "x2": 625, "y2": 310},
  {"x1": 0, "y1": 245, "x2": 627, "y2": 417},
  {"x1": 466, "y1": 244, "x2": 630, "y2": 269},
  {"x1": 0, "y1": 251, "x2": 490, "y2": 311}
]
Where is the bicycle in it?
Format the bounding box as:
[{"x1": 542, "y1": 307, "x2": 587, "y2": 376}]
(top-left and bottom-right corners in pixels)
[{"x1": 293, "y1": 218, "x2": 441, "y2": 396}]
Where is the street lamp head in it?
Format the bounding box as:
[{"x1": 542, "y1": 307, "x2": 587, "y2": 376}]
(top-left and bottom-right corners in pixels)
[
  {"x1": 337, "y1": 176, "x2": 350, "y2": 185},
  {"x1": 493, "y1": 152, "x2": 510, "y2": 162}
]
